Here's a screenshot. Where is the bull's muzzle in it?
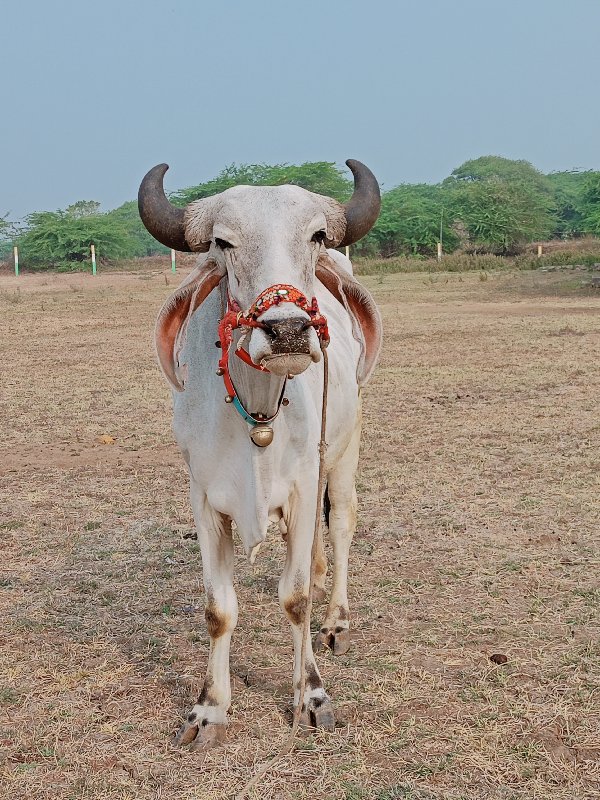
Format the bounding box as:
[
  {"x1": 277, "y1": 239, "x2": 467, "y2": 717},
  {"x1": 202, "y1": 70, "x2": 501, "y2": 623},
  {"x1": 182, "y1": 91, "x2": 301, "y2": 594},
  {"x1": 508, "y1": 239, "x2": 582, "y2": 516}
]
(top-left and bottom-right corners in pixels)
[{"x1": 248, "y1": 309, "x2": 322, "y2": 376}]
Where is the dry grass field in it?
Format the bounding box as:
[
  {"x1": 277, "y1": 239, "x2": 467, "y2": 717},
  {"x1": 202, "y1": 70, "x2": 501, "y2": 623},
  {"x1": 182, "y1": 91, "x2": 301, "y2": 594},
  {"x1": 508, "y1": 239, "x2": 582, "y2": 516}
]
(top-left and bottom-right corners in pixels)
[{"x1": 1, "y1": 267, "x2": 599, "y2": 800}]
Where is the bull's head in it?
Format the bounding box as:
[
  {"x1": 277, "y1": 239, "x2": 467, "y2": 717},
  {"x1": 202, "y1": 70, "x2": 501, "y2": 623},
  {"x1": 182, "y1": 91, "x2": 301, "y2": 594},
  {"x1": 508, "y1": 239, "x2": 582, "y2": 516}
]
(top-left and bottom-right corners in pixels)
[{"x1": 139, "y1": 160, "x2": 381, "y2": 388}]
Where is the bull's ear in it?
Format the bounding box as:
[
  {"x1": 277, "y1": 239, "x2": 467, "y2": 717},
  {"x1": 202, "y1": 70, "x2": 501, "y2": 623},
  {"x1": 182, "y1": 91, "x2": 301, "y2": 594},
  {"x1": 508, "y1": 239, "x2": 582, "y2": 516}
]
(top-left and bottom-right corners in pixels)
[
  {"x1": 316, "y1": 253, "x2": 382, "y2": 386},
  {"x1": 155, "y1": 260, "x2": 225, "y2": 390},
  {"x1": 316, "y1": 195, "x2": 346, "y2": 248}
]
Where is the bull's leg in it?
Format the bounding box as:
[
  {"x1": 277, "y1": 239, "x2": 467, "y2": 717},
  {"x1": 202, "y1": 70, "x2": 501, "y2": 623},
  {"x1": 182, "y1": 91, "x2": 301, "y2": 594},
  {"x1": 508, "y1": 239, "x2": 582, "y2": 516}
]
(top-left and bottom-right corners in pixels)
[
  {"x1": 312, "y1": 521, "x2": 328, "y2": 601},
  {"x1": 315, "y1": 417, "x2": 361, "y2": 656},
  {"x1": 279, "y1": 486, "x2": 335, "y2": 731},
  {"x1": 175, "y1": 488, "x2": 237, "y2": 750}
]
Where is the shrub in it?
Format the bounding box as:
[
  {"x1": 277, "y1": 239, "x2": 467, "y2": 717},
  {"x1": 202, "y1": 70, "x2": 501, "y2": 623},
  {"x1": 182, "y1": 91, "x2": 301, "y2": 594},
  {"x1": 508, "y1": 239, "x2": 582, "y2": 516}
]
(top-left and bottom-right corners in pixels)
[{"x1": 17, "y1": 208, "x2": 132, "y2": 269}]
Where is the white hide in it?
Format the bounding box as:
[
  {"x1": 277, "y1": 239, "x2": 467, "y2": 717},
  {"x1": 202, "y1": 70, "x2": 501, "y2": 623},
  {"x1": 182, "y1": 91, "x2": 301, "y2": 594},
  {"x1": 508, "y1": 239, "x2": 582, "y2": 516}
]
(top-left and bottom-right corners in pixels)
[
  {"x1": 173, "y1": 258, "x2": 361, "y2": 555},
  {"x1": 172, "y1": 184, "x2": 365, "y2": 554}
]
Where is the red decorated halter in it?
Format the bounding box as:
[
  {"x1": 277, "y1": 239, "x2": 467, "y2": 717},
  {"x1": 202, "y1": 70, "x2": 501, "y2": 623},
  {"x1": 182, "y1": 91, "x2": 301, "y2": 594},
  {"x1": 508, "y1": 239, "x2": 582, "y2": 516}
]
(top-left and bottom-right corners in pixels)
[{"x1": 216, "y1": 283, "x2": 329, "y2": 426}]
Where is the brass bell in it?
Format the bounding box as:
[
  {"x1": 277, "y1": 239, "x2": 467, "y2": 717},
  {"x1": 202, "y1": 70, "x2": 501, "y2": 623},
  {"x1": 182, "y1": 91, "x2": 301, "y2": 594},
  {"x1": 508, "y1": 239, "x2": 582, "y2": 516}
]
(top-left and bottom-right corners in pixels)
[{"x1": 250, "y1": 424, "x2": 274, "y2": 447}]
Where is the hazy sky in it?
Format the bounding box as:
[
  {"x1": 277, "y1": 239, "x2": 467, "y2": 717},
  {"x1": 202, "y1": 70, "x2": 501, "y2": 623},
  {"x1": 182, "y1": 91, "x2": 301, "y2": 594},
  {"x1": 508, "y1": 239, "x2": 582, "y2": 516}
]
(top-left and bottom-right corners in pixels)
[{"x1": 3, "y1": 0, "x2": 600, "y2": 219}]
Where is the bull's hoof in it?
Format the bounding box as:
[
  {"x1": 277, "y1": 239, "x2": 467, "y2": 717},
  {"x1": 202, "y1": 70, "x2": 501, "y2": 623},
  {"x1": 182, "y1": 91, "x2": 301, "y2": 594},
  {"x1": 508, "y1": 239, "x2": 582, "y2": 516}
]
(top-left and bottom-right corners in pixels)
[
  {"x1": 314, "y1": 626, "x2": 350, "y2": 656},
  {"x1": 299, "y1": 696, "x2": 335, "y2": 732},
  {"x1": 174, "y1": 720, "x2": 227, "y2": 751}
]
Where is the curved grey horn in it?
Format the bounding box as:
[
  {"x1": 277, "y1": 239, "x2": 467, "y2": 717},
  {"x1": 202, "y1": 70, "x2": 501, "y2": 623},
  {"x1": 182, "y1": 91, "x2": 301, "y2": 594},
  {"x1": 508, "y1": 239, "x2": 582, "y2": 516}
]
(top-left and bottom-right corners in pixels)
[
  {"x1": 138, "y1": 164, "x2": 197, "y2": 253},
  {"x1": 339, "y1": 159, "x2": 381, "y2": 247}
]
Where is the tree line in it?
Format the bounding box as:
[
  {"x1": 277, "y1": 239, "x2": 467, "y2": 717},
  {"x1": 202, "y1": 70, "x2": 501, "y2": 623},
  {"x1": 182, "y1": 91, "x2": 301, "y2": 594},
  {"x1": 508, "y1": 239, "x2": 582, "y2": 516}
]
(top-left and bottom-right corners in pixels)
[{"x1": 2, "y1": 156, "x2": 600, "y2": 270}]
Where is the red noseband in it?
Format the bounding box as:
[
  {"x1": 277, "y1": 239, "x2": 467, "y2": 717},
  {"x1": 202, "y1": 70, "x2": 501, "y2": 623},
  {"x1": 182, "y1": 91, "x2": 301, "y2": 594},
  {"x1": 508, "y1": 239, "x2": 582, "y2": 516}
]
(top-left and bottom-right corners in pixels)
[{"x1": 235, "y1": 284, "x2": 329, "y2": 340}]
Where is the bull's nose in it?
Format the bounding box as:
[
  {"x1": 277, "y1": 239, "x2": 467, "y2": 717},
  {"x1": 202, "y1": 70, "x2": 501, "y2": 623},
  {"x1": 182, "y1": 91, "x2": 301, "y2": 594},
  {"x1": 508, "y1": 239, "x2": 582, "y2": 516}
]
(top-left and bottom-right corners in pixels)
[{"x1": 264, "y1": 317, "x2": 310, "y2": 344}]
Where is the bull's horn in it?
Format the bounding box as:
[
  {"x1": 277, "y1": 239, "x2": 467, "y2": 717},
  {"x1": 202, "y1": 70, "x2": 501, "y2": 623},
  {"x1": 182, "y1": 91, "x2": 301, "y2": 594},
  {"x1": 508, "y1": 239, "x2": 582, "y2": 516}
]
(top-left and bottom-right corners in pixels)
[
  {"x1": 138, "y1": 163, "x2": 194, "y2": 253},
  {"x1": 339, "y1": 159, "x2": 381, "y2": 247}
]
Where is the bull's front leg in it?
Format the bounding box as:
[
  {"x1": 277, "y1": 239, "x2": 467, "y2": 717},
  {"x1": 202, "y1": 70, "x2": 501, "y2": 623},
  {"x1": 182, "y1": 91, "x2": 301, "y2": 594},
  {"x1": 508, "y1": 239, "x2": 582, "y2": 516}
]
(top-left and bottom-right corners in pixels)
[
  {"x1": 279, "y1": 485, "x2": 335, "y2": 731},
  {"x1": 315, "y1": 418, "x2": 361, "y2": 656},
  {"x1": 175, "y1": 488, "x2": 237, "y2": 750}
]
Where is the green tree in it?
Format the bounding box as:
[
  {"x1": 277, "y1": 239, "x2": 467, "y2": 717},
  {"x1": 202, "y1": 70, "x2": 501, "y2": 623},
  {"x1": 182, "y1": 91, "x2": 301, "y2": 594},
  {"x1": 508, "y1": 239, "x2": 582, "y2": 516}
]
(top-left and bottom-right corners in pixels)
[
  {"x1": 449, "y1": 178, "x2": 555, "y2": 254},
  {"x1": 359, "y1": 183, "x2": 458, "y2": 257},
  {"x1": 546, "y1": 171, "x2": 589, "y2": 237},
  {"x1": 16, "y1": 206, "x2": 133, "y2": 269},
  {"x1": 450, "y1": 155, "x2": 554, "y2": 196},
  {"x1": 446, "y1": 156, "x2": 556, "y2": 253},
  {"x1": 579, "y1": 171, "x2": 600, "y2": 235},
  {"x1": 0, "y1": 213, "x2": 22, "y2": 260},
  {"x1": 105, "y1": 201, "x2": 168, "y2": 257},
  {"x1": 65, "y1": 200, "x2": 101, "y2": 218},
  {"x1": 172, "y1": 161, "x2": 352, "y2": 205}
]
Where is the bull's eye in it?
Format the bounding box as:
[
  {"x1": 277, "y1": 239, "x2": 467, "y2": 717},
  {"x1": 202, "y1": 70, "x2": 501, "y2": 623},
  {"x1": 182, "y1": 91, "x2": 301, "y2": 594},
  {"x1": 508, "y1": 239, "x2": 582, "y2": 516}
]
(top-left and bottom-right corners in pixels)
[
  {"x1": 215, "y1": 237, "x2": 234, "y2": 250},
  {"x1": 311, "y1": 230, "x2": 327, "y2": 245}
]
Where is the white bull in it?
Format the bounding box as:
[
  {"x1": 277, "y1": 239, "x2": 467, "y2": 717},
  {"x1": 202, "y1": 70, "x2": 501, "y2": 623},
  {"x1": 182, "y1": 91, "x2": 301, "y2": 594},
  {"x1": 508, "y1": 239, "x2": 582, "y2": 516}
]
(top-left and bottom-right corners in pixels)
[{"x1": 138, "y1": 160, "x2": 382, "y2": 749}]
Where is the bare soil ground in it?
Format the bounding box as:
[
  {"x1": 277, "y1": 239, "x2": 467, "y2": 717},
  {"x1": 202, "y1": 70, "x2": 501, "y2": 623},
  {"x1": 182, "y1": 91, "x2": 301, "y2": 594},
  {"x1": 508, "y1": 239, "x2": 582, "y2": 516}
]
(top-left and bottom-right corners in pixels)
[{"x1": 1, "y1": 268, "x2": 599, "y2": 800}]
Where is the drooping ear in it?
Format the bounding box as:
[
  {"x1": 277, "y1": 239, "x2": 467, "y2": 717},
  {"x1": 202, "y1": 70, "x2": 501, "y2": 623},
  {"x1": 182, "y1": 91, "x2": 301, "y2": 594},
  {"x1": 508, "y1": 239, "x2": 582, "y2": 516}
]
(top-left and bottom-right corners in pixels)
[
  {"x1": 155, "y1": 260, "x2": 225, "y2": 391},
  {"x1": 316, "y1": 253, "x2": 382, "y2": 386}
]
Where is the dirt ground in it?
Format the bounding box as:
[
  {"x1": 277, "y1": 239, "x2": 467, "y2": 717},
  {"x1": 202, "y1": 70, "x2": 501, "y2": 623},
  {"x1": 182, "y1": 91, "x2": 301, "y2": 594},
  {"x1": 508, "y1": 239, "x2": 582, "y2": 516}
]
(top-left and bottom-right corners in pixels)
[{"x1": 1, "y1": 267, "x2": 599, "y2": 800}]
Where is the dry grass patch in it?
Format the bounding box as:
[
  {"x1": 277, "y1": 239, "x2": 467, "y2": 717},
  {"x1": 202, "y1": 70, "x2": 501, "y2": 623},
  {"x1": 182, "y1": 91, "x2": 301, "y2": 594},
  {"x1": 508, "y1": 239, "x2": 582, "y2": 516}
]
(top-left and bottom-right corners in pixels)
[{"x1": 1, "y1": 268, "x2": 599, "y2": 800}]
